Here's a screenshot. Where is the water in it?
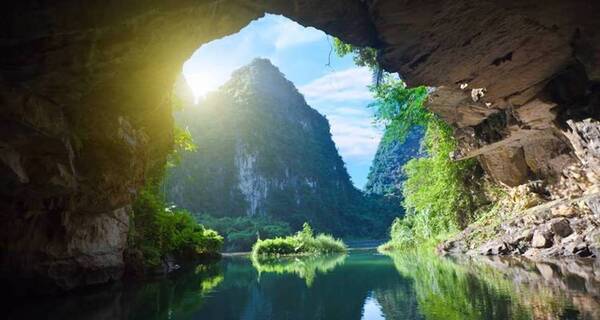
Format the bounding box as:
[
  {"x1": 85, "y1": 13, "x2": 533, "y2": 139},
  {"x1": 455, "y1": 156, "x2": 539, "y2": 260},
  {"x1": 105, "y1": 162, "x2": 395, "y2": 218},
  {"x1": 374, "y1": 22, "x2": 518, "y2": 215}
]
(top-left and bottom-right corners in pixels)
[{"x1": 6, "y1": 250, "x2": 600, "y2": 319}]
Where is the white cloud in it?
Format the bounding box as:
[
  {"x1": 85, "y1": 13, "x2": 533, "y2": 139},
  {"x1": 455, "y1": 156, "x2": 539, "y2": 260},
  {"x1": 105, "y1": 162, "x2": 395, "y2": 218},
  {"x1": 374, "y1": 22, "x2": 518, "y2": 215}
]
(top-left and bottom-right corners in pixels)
[
  {"x1": 331, "y1": 107, "x2": 371, "y2": 116},
  {"x1": 328, "y1": 114, "x2": 382, "y2": 162},
  {"x1": 299, "y1": 67, "x2": 373, "y2": 103},
  {"x1": 270, "y1": 16, "x2": 326, "y2": 49}
]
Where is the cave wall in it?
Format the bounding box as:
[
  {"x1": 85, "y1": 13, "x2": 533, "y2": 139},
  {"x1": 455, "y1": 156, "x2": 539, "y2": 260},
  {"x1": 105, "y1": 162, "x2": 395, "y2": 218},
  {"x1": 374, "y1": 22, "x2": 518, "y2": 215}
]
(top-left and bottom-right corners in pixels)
[{"x1": 1, "y1": 0, "x2": 598, "y2": 291}]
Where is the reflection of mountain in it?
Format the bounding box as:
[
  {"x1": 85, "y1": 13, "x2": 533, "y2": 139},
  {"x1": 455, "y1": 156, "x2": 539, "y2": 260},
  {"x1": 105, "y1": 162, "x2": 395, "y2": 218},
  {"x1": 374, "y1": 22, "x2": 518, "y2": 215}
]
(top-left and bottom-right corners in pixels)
[
  {"x1": 251, "y1": 254, "x2": 347, "y2": 286},
  {"x1": 201, "y1": 252, "x2": 421, "y2": 320}
]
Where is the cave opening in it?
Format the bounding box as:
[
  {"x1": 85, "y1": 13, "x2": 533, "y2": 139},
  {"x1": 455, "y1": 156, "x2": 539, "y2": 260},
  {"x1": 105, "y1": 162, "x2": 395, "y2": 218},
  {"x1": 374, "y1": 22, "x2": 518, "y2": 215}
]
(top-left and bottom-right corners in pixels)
[
  {"x1": 161, "y1": 13, "x2": 413, "y2": 253},
  {"x1": 3, "y1": 3, "x2": 600, "y2": 316}
]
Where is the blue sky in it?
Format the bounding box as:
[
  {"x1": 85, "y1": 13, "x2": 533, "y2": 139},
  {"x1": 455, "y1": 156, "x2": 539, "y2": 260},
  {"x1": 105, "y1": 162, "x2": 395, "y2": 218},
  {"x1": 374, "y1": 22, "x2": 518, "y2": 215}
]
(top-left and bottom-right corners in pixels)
[{"x1": 182, "y1": 14, "x2": 382, "y2": 189}]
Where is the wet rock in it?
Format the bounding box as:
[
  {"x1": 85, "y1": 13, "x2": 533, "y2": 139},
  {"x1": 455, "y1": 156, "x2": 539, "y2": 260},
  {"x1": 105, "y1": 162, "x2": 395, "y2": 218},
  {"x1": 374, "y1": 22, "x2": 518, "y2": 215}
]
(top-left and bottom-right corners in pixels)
[{"x1": 550, "y1": 218, "x2": 573, "y2": 238}]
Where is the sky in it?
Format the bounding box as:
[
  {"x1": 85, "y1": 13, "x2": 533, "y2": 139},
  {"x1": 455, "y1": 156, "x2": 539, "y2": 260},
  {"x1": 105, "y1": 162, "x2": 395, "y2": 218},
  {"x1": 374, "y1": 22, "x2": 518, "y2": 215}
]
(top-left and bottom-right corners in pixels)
[{"x1": 182, "y1": 14, "x2": 382, "y2": 189}]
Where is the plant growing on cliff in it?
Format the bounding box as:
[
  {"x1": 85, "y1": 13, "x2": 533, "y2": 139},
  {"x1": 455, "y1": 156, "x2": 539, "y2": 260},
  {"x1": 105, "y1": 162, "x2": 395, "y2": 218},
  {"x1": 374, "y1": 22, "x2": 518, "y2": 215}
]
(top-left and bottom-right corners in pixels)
[
  {"x1": 129, "y1": 85, "x2": 222, "y2": 268},
  {"x1": 380, "y1": 120, "x2": 484, "y2": 251},
  {"x1": 333, "y1": 39, "x2": 486, "y2": 250}
]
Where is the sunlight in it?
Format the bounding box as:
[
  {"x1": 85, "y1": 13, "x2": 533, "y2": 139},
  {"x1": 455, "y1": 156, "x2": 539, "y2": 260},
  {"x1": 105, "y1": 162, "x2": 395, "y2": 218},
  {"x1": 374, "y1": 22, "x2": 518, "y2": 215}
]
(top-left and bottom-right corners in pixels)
[{"x1": 184, "y1": 69, "x2": 232, "y2": 101}]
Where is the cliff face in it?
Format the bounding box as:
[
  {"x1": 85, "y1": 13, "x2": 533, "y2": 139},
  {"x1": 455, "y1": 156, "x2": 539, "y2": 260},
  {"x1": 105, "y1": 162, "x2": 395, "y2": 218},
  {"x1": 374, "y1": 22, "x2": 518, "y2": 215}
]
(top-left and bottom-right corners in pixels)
[
  {"x1": 1, "y1": 0, "x2": 599, "y2": 290},
  {"x1": 166, "y1": 59, "x2": 361, "y2": 233}
]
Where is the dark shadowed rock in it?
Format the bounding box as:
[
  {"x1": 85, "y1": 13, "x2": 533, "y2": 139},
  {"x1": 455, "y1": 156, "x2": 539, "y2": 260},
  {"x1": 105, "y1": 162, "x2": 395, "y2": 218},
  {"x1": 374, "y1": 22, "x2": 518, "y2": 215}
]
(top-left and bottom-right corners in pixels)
[{"x1": 550, "y1": 218, "x2": 573, "y2": 238}]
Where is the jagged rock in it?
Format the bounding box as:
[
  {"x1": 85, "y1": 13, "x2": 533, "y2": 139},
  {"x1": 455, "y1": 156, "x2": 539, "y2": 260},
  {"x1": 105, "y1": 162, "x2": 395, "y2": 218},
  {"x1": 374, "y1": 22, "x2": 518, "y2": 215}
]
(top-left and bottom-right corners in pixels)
[
  {"x1": 479, "y1": 146, "x2": 531, "y2": 187},
  {"x1": 508, "y1": 228, "x2": 533, "y2": 246}
]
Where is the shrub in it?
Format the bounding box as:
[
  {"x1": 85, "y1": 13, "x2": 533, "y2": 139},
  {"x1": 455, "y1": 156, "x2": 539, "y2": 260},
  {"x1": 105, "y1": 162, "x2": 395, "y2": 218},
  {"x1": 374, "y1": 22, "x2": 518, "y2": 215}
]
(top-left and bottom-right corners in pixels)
[
  {"x1": 131, "y1": 186, "x2": 223, "y2": 267},
  {"x1": 251, "y1": 223, "x2": 346, "y2": 257},
  {"x1": 197, "y1": 213, "x2": 291, "y2": 252}
]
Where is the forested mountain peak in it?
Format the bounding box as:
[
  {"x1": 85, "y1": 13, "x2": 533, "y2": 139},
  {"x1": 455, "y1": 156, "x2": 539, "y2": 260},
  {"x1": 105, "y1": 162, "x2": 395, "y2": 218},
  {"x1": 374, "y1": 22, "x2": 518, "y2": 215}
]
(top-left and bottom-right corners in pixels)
[{"x1": 165, "y1": 59, "x2": 400, "y2": 237}]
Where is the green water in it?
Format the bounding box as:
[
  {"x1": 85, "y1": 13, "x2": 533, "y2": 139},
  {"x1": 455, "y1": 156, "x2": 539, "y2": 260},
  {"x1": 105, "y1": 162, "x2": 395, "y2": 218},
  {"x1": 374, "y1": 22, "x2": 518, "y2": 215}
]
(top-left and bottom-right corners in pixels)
[{"x1": 7, "y1": 250, "x2": 600, "y2": 319}]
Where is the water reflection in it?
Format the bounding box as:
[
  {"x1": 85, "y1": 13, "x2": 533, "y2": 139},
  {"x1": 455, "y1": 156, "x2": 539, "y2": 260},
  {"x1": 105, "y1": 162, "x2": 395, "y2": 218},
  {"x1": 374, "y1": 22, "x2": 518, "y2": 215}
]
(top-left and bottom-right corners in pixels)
[
  {"x1": 251, "y1": 253, "x2": 346, "y2": 286},
  {"x1": 5, "y1": 250, "x2": 600, "y2": 319},
  {"x1": 387, "y1": 251, "x2": 600, "y2": 320}
]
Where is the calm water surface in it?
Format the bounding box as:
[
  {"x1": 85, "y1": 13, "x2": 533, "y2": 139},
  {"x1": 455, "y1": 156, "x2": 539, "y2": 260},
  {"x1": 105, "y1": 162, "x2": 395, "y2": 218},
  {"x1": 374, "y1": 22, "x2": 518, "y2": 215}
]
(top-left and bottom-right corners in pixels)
[{"x1": 7, "y1": 250, "x2": 600, "y2": 319}]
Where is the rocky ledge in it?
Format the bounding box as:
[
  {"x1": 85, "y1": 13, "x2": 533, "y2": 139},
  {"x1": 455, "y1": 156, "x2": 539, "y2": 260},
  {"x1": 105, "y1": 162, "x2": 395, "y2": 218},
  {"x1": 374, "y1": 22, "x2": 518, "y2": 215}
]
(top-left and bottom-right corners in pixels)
[
  {"x1": 442, "y1": 192, "x2": 600, "y2": 259},
  {"x1": 442, "y1": 118, "x2": 600, "y2": 260}
]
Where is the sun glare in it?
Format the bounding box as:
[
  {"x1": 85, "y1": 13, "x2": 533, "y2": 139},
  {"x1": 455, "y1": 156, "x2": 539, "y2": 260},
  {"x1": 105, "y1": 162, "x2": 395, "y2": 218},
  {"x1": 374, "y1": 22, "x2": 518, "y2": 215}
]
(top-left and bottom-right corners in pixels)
[{"x1": 184, "y1": 71, "x2": 230, "y2": 101}]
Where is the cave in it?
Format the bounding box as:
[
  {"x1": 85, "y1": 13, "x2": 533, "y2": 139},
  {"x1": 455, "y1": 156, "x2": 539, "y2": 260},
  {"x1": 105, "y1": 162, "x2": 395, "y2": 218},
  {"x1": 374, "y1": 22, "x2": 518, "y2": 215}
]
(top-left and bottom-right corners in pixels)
[{"x1": 1, "y1": 0, "x2": 599, "y2": 293}]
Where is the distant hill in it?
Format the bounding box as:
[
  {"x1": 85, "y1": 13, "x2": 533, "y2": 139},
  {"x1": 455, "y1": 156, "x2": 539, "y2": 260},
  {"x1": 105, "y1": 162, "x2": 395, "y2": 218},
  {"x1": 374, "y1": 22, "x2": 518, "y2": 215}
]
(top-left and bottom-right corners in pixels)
[{"x1": 366, "y1": 127, "x2": 424, "y2": 196}]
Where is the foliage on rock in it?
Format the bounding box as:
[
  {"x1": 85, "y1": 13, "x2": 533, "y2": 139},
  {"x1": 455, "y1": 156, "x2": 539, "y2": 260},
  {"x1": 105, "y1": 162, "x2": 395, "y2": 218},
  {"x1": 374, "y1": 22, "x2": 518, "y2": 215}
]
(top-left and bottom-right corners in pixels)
[{"x1": 252, "y1": 223, "x2": 347, "y2": 257}]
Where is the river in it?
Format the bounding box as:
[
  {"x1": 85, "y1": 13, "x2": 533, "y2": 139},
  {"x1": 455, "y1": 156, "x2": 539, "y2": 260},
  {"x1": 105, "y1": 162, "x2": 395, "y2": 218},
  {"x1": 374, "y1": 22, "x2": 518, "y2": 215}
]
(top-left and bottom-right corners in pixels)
[{"x1": 6, "y1": 249, "x2": 600, "y2": 319}]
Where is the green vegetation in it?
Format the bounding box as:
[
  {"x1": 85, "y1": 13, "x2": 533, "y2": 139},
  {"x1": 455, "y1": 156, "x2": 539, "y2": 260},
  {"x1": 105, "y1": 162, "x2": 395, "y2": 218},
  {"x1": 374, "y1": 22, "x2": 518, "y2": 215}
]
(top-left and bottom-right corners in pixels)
[
  {"x1": 251, "y1": 223, "x2": 347, "y2": 257},
  {"x1": 365, "y1": 127, "x2": 423, "y2": 196},
  {"x1": 332, "y1": 37, "x2": 378, "y2": 69},
  {"x1": 131, "y1": 185, "x2": 223, "y2": 267},
  {"x1": 251, "y1": 253, "x2": 346, "y2": 286},
  {"x1": 368, "y1": 75, "x2": 429, "y2": 143},
  {"x1": 128, "y1": 85, "x2": 222, "y2": 269},
  {"x1": 197, "y1": 213, "x2": 292, "y2": 252},
  {"x1": 379, "y1": 119, "x2": 485, "y2": 251},
  {"x1": 334, "y1": 40, "x2": 486, "y2": 251}
]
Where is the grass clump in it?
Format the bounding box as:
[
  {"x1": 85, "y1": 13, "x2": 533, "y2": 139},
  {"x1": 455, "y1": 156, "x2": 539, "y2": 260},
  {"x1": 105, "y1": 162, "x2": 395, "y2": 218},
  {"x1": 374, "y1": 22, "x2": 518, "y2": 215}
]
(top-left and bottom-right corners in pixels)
[{"x1": 251, "y1": 223, "x2": 346, "y2": 257}]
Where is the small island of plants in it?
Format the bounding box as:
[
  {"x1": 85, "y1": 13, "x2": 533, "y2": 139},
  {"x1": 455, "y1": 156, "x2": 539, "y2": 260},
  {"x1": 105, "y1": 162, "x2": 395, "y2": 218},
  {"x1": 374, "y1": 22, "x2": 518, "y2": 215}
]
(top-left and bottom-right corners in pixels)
[{"x1": 251, "y1": 223, "x2": 347, "y2": 257}]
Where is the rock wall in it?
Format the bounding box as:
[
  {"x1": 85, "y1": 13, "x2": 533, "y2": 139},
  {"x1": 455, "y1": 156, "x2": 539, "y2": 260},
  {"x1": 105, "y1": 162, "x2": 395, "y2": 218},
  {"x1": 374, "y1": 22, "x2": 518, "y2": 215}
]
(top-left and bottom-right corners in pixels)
[{"x1": 1, "y1": 0, "x2": 599, "y2": 290}]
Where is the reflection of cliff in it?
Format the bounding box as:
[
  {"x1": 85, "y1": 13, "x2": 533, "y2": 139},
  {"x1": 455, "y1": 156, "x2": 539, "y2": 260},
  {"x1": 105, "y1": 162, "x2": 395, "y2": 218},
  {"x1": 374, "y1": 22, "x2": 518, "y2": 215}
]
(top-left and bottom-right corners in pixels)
[
  {"x1": 468, "y1": 256, "x2": 600, "y2": 320},
  {"x1": 6, "y1": 263, "x2": 225, "y2": 320},
  {"x1": 387, "y1": 251, "x2": 600, "y2": 320},
  {"x1": 251, "y1": 254, "x2": 347, "y2": 286}
]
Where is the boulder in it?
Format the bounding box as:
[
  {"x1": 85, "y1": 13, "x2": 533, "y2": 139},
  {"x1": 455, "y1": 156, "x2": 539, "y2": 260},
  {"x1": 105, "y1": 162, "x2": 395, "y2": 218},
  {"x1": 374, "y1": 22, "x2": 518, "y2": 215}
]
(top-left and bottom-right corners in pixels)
[
  {"x1": 532, "y1": 229, "x2": 552, "y2": 248},
  {"x1": 549, "y1": 218, "x2": 573, "y2": 238}
]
